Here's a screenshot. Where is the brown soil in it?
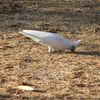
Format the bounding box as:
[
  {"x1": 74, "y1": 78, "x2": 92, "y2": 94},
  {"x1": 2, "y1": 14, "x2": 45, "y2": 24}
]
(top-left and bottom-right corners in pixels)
[{"x1": 0, "y1": 0, "x2": 100, "y2": 99}]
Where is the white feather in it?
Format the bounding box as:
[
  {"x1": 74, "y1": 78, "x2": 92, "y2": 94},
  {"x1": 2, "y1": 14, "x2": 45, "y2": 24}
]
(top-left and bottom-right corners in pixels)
[
  {"x1": 20, "y1": 30, "x2": 81, "y2": 53},
  {"x1": 15, "y1": 85, "x2": 34, "y2": 91}
]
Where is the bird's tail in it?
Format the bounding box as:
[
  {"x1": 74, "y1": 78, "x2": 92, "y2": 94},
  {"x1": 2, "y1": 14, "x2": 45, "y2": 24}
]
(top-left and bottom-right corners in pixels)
[
  {"x1": 19, "y1": 30, "x2": 43, "y2": 44},
  {"x1": 19, "y1": 30, "x2": 38, "y2": 39},
  {"x1": 19, "y1": 30, "x2": 31, "y2": 37}
]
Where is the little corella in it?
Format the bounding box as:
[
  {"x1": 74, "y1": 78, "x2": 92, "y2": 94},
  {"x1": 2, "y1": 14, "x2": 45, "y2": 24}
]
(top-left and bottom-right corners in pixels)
[{"x1": 20, "y1": 30, "x2": 81, "y2": 53}]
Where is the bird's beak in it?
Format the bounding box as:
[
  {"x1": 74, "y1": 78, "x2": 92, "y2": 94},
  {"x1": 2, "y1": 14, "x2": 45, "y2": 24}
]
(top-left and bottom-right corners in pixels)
[{"x1": 70, "y1": 46, "x2": 75, "y2": 52}]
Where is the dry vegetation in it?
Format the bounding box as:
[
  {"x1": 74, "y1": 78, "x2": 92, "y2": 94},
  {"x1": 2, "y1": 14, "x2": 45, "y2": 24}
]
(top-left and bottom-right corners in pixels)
[{"x1": 0, "y1": 0, "x2": 100, "y2": 99}]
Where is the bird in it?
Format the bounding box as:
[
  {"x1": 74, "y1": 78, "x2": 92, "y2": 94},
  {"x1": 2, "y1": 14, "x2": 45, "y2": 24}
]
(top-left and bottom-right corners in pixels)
[{"x1": 20, "y1": 30, "x2": 81, "y2": 53}]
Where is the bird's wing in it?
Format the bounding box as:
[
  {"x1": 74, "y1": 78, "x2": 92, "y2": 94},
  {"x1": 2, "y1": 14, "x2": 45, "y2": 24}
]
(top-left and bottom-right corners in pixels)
[
  {"x1": 20, "y1": 30, "x2": 53, "y2": 38},
  {"x1": 20, "y1": 30, "x2": 59, "y2": 45}
]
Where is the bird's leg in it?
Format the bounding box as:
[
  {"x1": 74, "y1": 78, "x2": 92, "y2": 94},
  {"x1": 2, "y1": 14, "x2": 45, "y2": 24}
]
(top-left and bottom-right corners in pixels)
[
  {"x1": 48, "y1": 46, "x2": 54, "y2": 53},
  {"x1": 48, "y1": 46, "x2": 52, "y2": 53},
  {"x1": 51, "y1": 48, "x2": 54, "y2": 52}
]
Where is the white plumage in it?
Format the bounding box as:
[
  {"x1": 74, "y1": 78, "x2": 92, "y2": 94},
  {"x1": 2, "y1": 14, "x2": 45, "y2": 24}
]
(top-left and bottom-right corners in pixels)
[{"x1": 20, "y1": 30, "x2": 81, "y2": 53}]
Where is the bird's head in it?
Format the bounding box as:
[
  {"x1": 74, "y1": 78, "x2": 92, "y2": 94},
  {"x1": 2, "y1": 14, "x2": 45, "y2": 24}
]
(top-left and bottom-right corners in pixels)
[{"x1": 70, "y1": 40, "x2": 81, "y2": 52}]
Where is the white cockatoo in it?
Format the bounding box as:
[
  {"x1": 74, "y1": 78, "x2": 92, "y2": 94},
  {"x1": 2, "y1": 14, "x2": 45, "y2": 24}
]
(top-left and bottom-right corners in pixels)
[{"x1": 20, "y1": 30, "x2": 81, "y2": 53}]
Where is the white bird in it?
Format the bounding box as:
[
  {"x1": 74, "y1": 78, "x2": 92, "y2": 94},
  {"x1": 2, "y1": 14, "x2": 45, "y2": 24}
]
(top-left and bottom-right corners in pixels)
[{"x1": 20, "y1": 30, "x2": 81, "y2": 53}]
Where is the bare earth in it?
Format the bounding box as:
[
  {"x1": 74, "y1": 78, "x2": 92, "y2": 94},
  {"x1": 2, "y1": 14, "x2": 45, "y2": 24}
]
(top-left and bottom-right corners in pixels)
[{"x1": 0, "y1": 0, "x2": 100, "y2": 99}]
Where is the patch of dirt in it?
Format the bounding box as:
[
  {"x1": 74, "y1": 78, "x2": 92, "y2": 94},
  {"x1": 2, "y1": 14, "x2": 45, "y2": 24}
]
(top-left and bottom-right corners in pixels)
[{"x1": 0, "y1": 0, "x2": 100, "y2": 99}]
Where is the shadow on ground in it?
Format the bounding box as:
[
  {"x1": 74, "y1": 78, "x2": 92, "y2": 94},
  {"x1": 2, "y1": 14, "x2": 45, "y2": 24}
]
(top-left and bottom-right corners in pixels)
[{"x1": 74, "y1": 51, "x2": 100, "y2": 56}]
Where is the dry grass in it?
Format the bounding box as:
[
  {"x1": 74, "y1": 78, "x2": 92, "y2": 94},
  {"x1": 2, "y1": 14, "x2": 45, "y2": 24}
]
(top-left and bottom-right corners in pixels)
[{"x1": 0, "y1": 0, "x2": 100, "y2": 99}]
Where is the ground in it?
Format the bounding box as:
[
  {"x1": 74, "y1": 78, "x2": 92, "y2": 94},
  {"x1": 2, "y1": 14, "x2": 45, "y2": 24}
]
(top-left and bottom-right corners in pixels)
[{"x1": 0, "y1": 0, "x2": 100, "y2": 99}]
